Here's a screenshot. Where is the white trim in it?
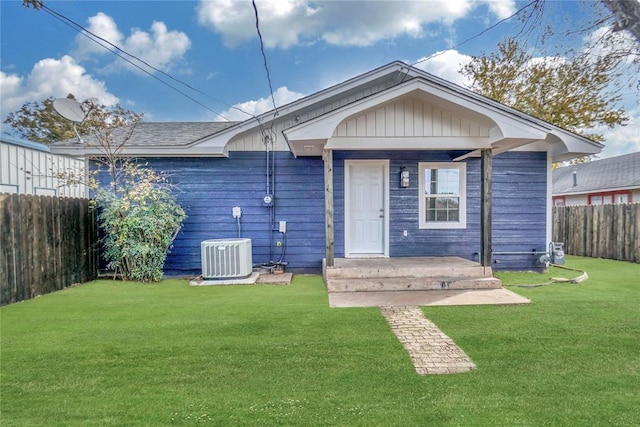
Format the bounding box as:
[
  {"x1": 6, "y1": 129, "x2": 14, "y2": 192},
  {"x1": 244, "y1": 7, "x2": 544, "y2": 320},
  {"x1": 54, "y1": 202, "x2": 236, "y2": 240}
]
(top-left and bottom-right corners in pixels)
[
  {"x1": 418, "y1": 162, "x2": 467, "y2": 229},
  {"x1": 554, "y1": 185, "x2": 640, "y2": 196},
  {"x1": 344, "y1": 160, "x2": 390, "y2": 258},
  {"x1": 546, "y1": 152, "x2": 553, "y2": 247},
  {"x1": 326, "y1": 136, "x2": 490, "y2": 151}
]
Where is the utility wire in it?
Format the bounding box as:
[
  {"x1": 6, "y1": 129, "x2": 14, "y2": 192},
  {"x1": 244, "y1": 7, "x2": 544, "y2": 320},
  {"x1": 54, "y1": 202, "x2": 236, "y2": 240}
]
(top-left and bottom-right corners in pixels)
[
  {"x1": 406, "y1": 0, "x2": 539, "y2": 73},
  {"x1": 252, "y1": 0, "x2": 279, "y2": 119},
  {"x1": 40, "y1": 4, "x2": 260, "y2": 122},
  {"x1": 40, "y1": 1, "x2": 538, "y2": 126}
]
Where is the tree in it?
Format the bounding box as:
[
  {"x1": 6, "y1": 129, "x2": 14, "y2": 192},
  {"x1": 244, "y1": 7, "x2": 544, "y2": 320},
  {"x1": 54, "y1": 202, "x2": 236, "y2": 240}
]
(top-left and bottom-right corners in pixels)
[
  {"x1": 461, "y1": 38, "x2": 628, "y2": 143},
  {"x1": 515, "y1": 1, "x2": 639, "y2": 65},
  {"x1": 3, "y1": 94, "x2": 142, "y2": 144},
  {"x1": 22, "y1": 0, "x2": 43, "y2": 9},
  {"x1": 601, "y1": 1, "x2": 640, "y2": 43}
]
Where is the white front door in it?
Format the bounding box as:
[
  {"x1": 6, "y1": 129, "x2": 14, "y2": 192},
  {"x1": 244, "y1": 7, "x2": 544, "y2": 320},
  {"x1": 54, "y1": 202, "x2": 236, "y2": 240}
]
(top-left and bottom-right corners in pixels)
[{"x1": 346, "y1": 161, "x2": 388, "y2": 256}]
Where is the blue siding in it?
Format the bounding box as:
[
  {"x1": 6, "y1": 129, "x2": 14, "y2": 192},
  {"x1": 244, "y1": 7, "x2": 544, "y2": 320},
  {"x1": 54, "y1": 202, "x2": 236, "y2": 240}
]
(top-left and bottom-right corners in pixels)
[
  {"x1": 491, "y1": 151, "x2": 548, "y2": 270},
  {"x1": 98, "y1": 152, "x2": 325, "y2": 275},
  {"x1": 333, "y1": 150, "x2": 548, "y2": 271},
  {"x1": 333, "y1": 151, "x2": 481, "y2": 261},
  {"x1": 94, "y1": 150, "x2": 548, "y2": 275}
]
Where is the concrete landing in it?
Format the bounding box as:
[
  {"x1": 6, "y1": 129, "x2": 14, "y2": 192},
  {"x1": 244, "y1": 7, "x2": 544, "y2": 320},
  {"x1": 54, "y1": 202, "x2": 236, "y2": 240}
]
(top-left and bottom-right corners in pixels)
[
  {"x1": 329, "y1": 288, "x2": 530, "y2": 308},
  {"x1": 189, "y1": 272, "x2": 292, "y2": 286},
  {"x1": 256, "y1": 272, "x2": 293, "y2": 285}
]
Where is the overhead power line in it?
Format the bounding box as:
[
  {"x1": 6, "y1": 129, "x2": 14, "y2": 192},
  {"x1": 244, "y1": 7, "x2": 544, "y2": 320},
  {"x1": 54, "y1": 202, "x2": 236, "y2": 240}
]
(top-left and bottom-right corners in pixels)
[
  {"x1": 410, "y1": 0, "x2": 539, "y2": 68},
  {"x1": 38, "y1": 1, "x2": 540, "y2": 126},
  {"x1": 40, "y1": 4, "x2": 260, "y2": 122},
  {"x1": 252, "y1": 0, "x2": 279, "y2": 119}
]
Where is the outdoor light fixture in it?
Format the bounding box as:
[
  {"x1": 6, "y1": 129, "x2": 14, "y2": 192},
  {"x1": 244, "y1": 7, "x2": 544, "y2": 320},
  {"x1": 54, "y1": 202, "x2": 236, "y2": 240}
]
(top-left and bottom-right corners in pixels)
[{"x1": 400, "y1": 167, "x2": 410, "y2": 188}]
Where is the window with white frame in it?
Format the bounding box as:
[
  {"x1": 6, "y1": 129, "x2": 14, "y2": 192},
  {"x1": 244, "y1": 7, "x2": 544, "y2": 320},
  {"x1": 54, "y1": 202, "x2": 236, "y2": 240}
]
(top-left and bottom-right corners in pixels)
[
  {"x1": 419, "y1": 162, "x2": 466, "y2": 229},
  {"x1": 615, "y1": 193, "x2": 629, "y2": 204}
]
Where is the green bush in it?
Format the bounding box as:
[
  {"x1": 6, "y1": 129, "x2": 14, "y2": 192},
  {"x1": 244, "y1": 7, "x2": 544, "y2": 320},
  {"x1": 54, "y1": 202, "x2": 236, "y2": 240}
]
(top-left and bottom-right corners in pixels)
[{"x1": 96, "y1": 163, "x2": 186, "y2": 282}]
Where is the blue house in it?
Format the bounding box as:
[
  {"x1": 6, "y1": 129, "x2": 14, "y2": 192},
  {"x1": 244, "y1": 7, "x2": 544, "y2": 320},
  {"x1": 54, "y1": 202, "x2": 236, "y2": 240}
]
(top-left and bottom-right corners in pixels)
[{"x1": 51, "y1": 62, "x2": 602, "y2": 276}]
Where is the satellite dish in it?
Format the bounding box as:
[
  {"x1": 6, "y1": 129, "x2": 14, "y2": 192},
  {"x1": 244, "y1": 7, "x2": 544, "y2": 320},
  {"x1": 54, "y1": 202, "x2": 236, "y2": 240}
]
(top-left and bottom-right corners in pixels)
[
  {"x1": 52, "y1": 98, "x2": 99, "y2": 143},
  {"x1": 52, "y1": 98, "x2": 87, "y2": 123}
]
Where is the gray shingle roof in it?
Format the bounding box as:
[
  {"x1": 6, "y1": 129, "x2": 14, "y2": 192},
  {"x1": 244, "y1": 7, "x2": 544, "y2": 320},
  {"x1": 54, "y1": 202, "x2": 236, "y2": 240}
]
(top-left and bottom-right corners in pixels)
[
  {"x1": 553, "y1": 152, "x2": 640, "y2": 194},
  {"x1": 52, "y1": 121, "x2": 240, "y2": 147}
]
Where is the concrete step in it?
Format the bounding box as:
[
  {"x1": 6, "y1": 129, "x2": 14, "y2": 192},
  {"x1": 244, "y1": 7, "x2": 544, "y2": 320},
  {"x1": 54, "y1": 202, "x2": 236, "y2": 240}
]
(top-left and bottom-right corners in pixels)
[
  {"x1": 326, "y1": 265, "x2": 491, "y2": 280},
  {"x1": 325, "y1": 257, "x2": 493, "y2": 280},
  {"x1": 326, "y1": 276, "x2": 502, "y2": 293}
]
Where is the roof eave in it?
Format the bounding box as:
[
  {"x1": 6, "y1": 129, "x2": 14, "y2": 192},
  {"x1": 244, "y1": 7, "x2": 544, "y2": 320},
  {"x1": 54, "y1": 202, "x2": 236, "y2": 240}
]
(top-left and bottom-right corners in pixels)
[
  {"x1": 51, "y1": 145, "x2": 229, "y2": 158},
  {"x1": 547, "y1": 131, "x2": 603, "y2": 162}
]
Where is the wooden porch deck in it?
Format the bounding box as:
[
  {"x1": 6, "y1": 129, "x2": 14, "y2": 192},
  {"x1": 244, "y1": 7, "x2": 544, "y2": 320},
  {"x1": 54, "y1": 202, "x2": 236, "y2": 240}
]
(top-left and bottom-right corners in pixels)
[{"x1": 323, "y1": 257, "x2": 502, "y2": 293}]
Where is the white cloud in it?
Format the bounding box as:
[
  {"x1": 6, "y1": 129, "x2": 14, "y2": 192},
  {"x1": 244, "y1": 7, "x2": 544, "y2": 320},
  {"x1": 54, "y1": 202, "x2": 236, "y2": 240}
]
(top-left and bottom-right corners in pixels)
[
  {"x1": 197, "y1": 0, "x2": 320, "y2": 48},
  {"x1": 74, "y1": 12, "x2": 123, "y2": 59},
  {"x1": 598, "y1": 106, "x2": 640, "y2": 158},
  {"x1": 583, "y1": 26, "x2": 638, "y2": 65},
  {"x1": 0, "y1": 55, "x2": 118, "y2": 122},
  {"x1": 482, "y1": 0, "x2": 516, "y2": 20},
  {"x1": 197, "y1": 0, "x2": 516, "y2": 48},
  {"x1": 413, "y1": 49, "x2": 472, "y2": 86},
  {"x1": 74, "y1": 13, "x2": 191, "y2": 73},
  {"x1": 215, "y1": 86, "x2": 305, "y2": 121}
]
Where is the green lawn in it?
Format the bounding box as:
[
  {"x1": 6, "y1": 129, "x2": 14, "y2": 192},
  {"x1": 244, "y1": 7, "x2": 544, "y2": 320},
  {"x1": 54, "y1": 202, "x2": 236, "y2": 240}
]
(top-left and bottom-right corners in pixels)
[{"x1": 1, "y1": 256, "x2": 638, "y2": 426}]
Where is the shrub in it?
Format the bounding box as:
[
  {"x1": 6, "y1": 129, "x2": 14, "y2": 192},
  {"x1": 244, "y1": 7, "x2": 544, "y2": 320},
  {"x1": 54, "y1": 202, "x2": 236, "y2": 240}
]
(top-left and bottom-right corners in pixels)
[{"x1": 95, "y1": 162, "x2": 186, "y2": 282}]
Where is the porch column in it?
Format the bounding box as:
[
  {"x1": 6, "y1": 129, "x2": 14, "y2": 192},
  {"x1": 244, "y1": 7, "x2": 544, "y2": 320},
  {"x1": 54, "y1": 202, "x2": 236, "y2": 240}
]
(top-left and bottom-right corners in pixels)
[
  {"x1": 481, "y1": 148, "x2": 493, "y2": 267},
  {"x1": 323, "y1": 149, "x2": 335, "y2": 267}
]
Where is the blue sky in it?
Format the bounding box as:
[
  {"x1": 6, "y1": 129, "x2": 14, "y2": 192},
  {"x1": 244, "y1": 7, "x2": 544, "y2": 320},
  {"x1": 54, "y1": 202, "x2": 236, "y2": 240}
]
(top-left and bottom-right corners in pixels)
[{"x1": 1, "y1": 0, "x2": 637, "y2": 158}]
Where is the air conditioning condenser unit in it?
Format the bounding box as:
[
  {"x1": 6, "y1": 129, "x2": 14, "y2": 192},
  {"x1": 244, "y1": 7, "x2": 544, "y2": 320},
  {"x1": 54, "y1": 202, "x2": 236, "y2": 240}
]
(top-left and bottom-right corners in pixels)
[{"x1": 201, "y1": 238, "x2": 252, "y2": 279}]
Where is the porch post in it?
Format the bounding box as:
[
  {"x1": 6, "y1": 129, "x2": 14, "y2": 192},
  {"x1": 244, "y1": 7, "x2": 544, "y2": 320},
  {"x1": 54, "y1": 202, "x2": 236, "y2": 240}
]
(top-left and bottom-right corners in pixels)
[
  {"x1": 481, "y1": 148, "x2": 493, "y2": 267},
  {"x1": 323, "y1": 149, "x2": 335, "y2": 267}
]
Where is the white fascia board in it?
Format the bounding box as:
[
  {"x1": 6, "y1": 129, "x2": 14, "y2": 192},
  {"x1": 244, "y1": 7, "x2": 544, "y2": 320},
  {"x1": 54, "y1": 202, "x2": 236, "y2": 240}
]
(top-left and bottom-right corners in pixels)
[{"x1": 51, "y1": 145, "x2": 228, "y2": 158}]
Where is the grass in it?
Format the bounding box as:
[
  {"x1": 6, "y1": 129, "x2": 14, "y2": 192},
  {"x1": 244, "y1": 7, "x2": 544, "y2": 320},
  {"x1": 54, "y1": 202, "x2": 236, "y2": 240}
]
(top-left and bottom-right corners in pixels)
[{"x1": 1, "y1": 256, "x2": 638, "y2": 426}]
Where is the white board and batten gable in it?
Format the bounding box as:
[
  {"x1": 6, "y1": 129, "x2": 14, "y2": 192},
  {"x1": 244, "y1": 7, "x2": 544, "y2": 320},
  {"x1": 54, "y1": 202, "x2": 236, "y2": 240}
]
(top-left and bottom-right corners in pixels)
[{"x1": 1, "y1": 136, "x2": 86, "y2": 198}]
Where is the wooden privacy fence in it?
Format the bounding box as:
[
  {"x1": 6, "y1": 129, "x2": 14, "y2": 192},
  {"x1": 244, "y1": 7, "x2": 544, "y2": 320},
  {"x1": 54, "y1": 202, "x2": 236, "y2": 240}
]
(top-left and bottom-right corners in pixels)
[
  {"x1": 553, "y1": 204, "x2": 640, "y2": 263},
  {"x1": 0, "y1": 193, "x2": 97, "y2": 305}
]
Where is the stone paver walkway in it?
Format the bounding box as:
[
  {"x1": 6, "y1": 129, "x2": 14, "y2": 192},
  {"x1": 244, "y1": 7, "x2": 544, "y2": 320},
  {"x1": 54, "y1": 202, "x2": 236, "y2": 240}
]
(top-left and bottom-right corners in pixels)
[{"x1": 380, "y1": 306, "x2": 476, "y2": 375}]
